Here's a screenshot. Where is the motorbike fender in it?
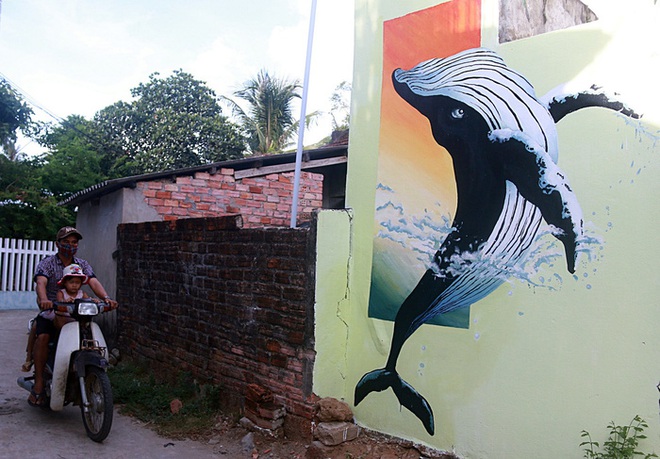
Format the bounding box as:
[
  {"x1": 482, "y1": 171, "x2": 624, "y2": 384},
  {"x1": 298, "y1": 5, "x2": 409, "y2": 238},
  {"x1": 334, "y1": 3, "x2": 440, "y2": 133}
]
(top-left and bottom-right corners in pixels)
[
  {"x1": 49, "y1": 322, "x2": 109, "y2": 411},
  {"x1": 73, "y1": 350, "x2": 107, "y2": 377},
  {"x1": 50, "y1": 321, "x2": 80, "y2": 411}
]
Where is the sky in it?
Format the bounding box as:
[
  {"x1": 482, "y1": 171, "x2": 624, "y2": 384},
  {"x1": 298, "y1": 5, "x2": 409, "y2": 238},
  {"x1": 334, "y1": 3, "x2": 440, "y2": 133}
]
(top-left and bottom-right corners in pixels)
[{"x1": 0, "y1": 0, "x2": 355, "y2": 157}]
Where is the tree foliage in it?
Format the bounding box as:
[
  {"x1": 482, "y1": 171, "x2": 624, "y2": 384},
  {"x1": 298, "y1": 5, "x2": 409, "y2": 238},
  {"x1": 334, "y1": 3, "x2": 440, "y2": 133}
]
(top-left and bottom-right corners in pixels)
[
  {"x1": 0, "y1": 69, "x2": 347, "y2": 239},
  {"x1": 38, "y1": 115, "x2": 106, "y2": 198},
  {"x1": 223, "y1": 70, "x2": 302, "y2": 154},
  {"x1": 1, "y1": 70, "x2": 250, "y2": 239},
  {"x1": 0, "y1": 78, "x2": 35, "y2": 160},
  {"x1": 0, "y1": 155, "x2": 74, "y2": 239},
  {"x1": 93, "y1": 70, "x2": 246, "y2": 176},
  {"x1": 0, "y1": 79, "x2": 74, "y2": 239},
  {"x1": 329, "y1": 81, "x2": 351, "y2": 131}
]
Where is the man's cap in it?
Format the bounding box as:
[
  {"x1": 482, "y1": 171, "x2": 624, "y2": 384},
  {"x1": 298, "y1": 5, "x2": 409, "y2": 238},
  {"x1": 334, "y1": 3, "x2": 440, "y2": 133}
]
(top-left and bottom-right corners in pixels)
[{"x1": 56, "y1": 226, "x2": 83, "y2": 241}]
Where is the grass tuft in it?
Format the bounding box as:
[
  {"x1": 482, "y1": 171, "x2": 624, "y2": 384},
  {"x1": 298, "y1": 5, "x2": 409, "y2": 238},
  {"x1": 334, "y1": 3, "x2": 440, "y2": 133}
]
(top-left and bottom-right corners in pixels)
[{"x1": 108, "y1": 358, "x2": 229, "y2": 439}]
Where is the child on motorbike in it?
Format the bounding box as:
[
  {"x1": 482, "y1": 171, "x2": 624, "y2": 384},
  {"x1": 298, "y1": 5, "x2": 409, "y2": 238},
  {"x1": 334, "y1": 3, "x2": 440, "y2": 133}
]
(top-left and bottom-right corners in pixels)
[
  {"x1": 56, "y1": 263, "x2": 91, "y2": 303},
  {"x1": 21, "y1": 264, "x2": 91, "y2": 372}
]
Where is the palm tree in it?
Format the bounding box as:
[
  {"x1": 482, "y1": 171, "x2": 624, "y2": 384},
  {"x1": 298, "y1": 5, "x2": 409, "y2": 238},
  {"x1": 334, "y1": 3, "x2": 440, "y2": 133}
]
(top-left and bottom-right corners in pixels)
[{"x1": 223, "y1": 70, "x2": 302, "y2": 155}]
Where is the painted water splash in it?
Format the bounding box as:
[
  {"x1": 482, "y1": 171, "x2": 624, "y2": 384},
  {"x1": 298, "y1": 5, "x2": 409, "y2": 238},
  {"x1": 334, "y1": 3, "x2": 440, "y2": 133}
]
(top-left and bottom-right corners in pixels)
[
  {"x1": 376, "y1": 183, "x2": 605, "y2": 293},
  {"x1": 620, "y1": 114, "x2": 660, "y2": 149}
]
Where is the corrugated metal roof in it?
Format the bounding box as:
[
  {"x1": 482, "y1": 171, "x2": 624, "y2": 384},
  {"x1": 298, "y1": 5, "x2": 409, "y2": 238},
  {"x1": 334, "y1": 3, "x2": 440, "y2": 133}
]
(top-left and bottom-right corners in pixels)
[{"x1": 59, "y1": 144, "x2": 348, "y2": 207}]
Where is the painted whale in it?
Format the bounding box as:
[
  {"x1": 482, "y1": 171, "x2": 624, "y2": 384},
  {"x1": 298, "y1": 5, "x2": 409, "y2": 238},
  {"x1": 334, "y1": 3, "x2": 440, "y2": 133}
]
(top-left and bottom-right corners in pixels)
[{"x1": 354, "y1": 48, "x2": 639, "y2": 435}]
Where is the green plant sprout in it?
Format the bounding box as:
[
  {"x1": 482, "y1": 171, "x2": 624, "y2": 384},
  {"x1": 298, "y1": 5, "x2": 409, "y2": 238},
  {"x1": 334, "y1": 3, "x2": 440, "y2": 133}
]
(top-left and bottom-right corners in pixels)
[{"x1": 580, "y1": 415, "x2": 658, "y2": 459}]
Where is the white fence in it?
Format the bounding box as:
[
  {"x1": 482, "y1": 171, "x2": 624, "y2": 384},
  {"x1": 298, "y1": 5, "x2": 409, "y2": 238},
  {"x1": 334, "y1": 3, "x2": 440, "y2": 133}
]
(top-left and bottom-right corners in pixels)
[{"x1": 1, "y1": 238, "x2": 56, "y2": 292}]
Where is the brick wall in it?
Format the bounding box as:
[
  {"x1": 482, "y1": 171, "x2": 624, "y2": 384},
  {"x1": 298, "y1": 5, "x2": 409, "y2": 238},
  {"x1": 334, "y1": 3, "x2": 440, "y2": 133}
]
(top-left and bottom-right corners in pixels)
[
  {"x1": 116, "y1": 215, "x2": 318, "y2": 439},
  {"x1": 137, "y1": 169, "x2": 323, "y2": 228}
]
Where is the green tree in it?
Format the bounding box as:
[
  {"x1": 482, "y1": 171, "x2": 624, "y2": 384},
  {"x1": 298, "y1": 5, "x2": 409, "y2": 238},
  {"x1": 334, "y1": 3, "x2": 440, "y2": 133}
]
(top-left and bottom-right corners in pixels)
[
  {"x1": 329, "y1": 81, "x2": 351, "y2": 131},
  {"x1": 94, "y1": 70, "x2": 246, "y2": 176},
  {"x1": 0, "y1": 155, "x2": 74, "y2": 239},
  {"x1": 223, "y1": 70, "x2": 303, "y2": 154},
  {"x1": 38, "y1": 115, "x2": 106, "y2": 199},
  {"x1": 0, "y1": 80, "x2": 78, "y2": 238},
  {"x1": 0, "y1": 78, "x2": 35, "y2": 160},
  {"x1": 91, "y1": 101, "x2": 137, "y2": 177}
]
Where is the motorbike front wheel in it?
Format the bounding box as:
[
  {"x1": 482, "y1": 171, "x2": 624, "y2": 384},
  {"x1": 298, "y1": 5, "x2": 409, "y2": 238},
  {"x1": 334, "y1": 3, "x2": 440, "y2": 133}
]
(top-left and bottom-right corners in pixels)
[{"x1": 80, "y1": 366, "x2": 113, "y2": 442}]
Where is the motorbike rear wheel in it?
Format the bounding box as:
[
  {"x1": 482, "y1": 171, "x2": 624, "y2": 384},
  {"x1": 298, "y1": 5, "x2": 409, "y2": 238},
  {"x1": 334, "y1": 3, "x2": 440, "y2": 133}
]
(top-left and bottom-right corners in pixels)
[{"x1": 80, "y1": 366, "x2": 113, "y2": 442}]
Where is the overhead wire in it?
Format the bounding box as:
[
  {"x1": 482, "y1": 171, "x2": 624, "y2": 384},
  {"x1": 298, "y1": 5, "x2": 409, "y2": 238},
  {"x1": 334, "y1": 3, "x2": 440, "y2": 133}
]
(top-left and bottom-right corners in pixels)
[
  {"x1": 0, "y1": 71, "x2": 66, "y2": 156},
  {"x1": 0, "y1": 71, "x2": 118, "y2": 157},
  {"x1": 0, "y1": 71, "x2": 66, "y2": 123}
]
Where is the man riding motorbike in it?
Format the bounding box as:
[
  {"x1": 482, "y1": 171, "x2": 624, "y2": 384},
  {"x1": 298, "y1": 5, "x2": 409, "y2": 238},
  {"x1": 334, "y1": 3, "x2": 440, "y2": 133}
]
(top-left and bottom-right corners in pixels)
[{"x1": 28, "y1": 226, "x2": 117, "y2": 407}]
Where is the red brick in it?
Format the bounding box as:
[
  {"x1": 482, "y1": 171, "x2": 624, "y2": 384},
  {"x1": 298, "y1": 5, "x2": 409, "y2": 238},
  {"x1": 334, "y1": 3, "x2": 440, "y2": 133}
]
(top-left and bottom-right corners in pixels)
[
  {"x1": 265, "y1": 340, "x2": 281, "y2": 352},
  {"x1": 314, "y1": 422, "x2": 360, "y2": 446},
  {"x1": 246, "y1": 384, "x2": 273, "y2": 403},
  {"x1": 258, "y1": 402, "x2": 286, "y2": 420},
  {"x1": 244, "y1": 408, "x2": 285, "y2": 430}
]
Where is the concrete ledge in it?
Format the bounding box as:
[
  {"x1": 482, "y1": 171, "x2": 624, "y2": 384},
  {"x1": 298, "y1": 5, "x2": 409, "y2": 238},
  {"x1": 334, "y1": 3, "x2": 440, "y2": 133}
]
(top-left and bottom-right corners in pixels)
[{"x1": 0, "y1": 292, "x2": 38, "y2": 311}]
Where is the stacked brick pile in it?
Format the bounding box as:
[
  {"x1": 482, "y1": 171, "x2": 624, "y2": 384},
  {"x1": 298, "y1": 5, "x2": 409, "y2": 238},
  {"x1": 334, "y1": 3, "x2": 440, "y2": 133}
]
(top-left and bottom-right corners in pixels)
[
  {"x1": 311, "y1": 397, "x2": 360, "y2": 447},
  {"x1": 241, "y1": 384, "x2": 287, "y2": 437}
]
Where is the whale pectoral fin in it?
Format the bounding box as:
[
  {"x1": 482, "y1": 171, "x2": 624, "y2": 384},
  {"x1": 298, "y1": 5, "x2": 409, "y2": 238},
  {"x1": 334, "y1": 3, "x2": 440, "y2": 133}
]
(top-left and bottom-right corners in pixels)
[
  {"x1": 541, "y1": 84, "x2": 641, "y2": 123},
  {"x1": 355, "y1": 369, "x2": 435, "y2": 435},
  {"x1": 489, "y1": 130, "x2": 582, "y2": 273},
  {"x1": 391, "y1": 376, "x2": 435, "y2": 435}
]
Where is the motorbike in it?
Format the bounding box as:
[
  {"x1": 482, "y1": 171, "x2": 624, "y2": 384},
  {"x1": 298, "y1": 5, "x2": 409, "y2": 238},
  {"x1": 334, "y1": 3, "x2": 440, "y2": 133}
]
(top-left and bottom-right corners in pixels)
[{"x1": 17, "y1": 298, "x2": 115, "y2": 442}]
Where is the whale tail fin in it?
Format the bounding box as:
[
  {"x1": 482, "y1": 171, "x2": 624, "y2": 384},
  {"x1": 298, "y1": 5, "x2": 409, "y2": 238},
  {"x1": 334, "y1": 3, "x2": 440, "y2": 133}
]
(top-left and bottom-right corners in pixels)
[{"x1": 354, "y1": 369, "x2": 435, "y2": 435}]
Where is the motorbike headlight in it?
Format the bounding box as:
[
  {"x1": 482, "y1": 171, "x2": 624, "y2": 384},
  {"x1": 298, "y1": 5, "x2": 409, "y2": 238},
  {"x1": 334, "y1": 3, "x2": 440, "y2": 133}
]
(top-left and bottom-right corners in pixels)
[{"x1": 76, "y1": 300, "x2": 99, "y2": 316}]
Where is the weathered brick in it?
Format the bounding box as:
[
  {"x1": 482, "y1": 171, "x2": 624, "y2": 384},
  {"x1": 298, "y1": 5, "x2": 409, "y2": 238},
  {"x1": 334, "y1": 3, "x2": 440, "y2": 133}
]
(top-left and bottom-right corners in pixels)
[
  {"x1": 314, "y1": 422, "x2": 360, "y2": 446},
  {"x1": 117, "y1": 215, "x2": 318, "y2": 428}
]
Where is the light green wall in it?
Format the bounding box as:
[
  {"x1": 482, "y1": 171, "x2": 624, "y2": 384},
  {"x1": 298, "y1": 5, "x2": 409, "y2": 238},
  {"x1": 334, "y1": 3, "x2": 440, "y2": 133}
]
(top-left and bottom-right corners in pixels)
[
  {"x1": 314, "y1": 0, "x2": 659, "y2": 457},
  {"x1": 313, "y1": 209, "x2": 352, "y2": 398}
]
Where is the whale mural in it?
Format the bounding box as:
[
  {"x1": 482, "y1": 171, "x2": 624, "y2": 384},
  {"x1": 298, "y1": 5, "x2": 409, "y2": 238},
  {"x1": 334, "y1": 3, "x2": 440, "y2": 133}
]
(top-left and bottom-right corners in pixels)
[{"x1": 355, "y1": 47, "x2": 640, "y2": 436}]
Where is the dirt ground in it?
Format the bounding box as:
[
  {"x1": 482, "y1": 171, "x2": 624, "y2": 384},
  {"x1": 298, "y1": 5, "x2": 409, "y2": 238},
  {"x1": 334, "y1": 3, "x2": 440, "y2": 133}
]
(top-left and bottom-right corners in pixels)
[
  {"x1": 1, "y1": 309, "x2": 457, "y2": 458},
  {"x1": 184, "y1": 415, "x2": 458, "y2": 458}
]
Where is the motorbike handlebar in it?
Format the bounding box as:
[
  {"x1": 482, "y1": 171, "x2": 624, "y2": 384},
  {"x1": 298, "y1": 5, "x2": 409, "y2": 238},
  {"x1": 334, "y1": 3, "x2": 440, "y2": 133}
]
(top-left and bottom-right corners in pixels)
[{"x1": 51, "y1": 299, "x2": 117, "y2": 314}]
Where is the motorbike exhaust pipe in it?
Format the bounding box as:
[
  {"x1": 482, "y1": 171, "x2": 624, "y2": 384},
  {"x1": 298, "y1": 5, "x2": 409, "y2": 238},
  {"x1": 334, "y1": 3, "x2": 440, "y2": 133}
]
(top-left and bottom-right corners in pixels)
[{"x1": 17, "y1": 376, "x2": 34, "y2": 392}]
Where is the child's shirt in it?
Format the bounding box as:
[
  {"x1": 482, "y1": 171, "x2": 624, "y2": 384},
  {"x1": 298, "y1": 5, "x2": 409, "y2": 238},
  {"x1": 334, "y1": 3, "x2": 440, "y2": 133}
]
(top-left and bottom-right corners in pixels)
[{"x1": 60, "y1": 289, "x2": 84, "y2": 302}]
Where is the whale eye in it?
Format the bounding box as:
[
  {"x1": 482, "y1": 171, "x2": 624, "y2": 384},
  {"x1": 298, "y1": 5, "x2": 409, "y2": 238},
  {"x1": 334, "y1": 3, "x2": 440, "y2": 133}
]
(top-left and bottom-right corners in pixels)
[{"x1": 450, "y1": 108, "x2": 465, "y2": 119}]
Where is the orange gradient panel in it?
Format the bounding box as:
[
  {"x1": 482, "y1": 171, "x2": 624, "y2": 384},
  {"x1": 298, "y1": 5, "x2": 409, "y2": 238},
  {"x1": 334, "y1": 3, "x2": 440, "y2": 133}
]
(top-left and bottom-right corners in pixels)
[
  {"x1": 371, "y1": 0, "x2": 482, "y2": 327},
  {"x1": 379, "y1": 0, "x2": 482, "y2": 210}
]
